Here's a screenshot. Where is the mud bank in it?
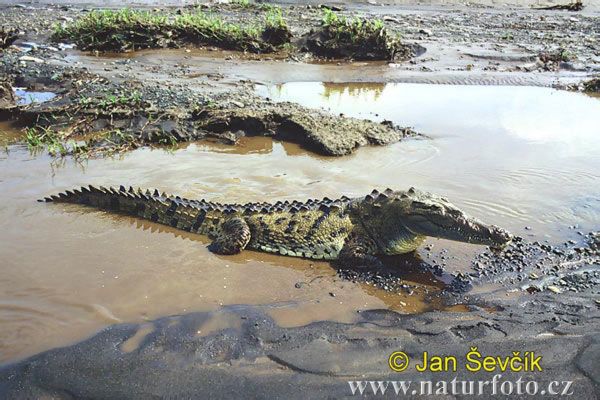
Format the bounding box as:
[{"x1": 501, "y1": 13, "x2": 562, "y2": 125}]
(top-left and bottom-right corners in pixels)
[
  {"x1": 1, "y1": 289, "x2": 598, "y2": 399},
  {"x1": 0, "y1": 54, "x2": 416, "y2": 157},
  {"x1": 51, "y1": 7, "x2": 413, "y2": 62}
]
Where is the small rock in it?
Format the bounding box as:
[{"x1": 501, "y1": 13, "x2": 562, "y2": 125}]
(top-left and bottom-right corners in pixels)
[
  {"x1": 383, "y1": 16, "x2": 400, "y2": 23},
  {"x1": 231, "y1": 101, "x2": 244, "y2": 108},
  {"x1": 547, "y1": 285, "x2": 561, "y2": 294},
  {"x1": 18, "y1": 56, "x2": 44, "y2": 63}
]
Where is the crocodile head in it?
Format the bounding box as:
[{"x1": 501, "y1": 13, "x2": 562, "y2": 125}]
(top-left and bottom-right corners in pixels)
[{"x1": 358, "y1": 187, "x2": 512, "y2": 254}]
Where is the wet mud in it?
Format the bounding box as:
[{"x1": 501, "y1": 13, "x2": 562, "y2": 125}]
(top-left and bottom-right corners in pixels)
[
  {"x1": 51, "y1": 5, "x2": 412, "y2": 61},
  {"x1": 584, "y1": 77, "x2": 600, "y2": 92},
  {"x1": 2, "y1": 295, "x2": 599, "y2": 399},
  {"x1": 0, "y1": 78, "x2": 15, "y2": 108},
  {"x1": 1, "y1": 54, "x2": 416, "y2": 157}
]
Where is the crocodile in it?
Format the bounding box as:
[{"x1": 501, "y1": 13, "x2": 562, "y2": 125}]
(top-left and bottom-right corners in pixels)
[{"x1": 40, "y1": 186, "x2": 512, "y2": 269}]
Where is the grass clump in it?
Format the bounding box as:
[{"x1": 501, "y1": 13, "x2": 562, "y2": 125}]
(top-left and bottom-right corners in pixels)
[
  {"x1": 583, "y1": 77, "x2": 600, "y2": 92},
  {"x1": 261, "y1": 6, "x2": 292, "y2": 46},
  {"x1": 24, "y1": 126, "x2": 72, "y2": 157},
  {"x1": 308, "y1": 9, "x2": 405, "y2": 60},
  {"x1": 53, "y1": 8, "x2": 277, "y2": 53}
]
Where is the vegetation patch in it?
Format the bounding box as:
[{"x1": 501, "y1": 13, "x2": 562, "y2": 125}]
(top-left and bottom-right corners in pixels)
[
  {"x1": 261, "y1": 7, "x2": 292, "y2": 47},
  {"x1": 304, "y1": 9, "x2": 410, "y2": 60},
  {"x1": 583, "y1": 77, "x2": 600, "y2": 92},
  {"x1": 16, "y1": 88, "x2": 196, "y2": 158},
  {"x1": 10, "y1": 81, "x2": 417, "y2": 159},
  {"x1": 52, "y1": 8, "x2": 287, "y2": 53}
]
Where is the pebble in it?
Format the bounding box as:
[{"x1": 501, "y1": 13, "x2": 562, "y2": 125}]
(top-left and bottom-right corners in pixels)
[
  {"x1": 547, "y1": 286, "x2": 561, "y2": 294},
  {"x1": 18, "y1": 56, "x2": 44, "y2": 63}
]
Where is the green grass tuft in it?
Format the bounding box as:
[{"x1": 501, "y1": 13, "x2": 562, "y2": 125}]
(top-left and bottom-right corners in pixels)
[
  {"x1": 53, "y1": 8, "x2": 280, "y2": 53},
  {"x1": 312, "y1": 9, "x2": 404, "y2": 60}
]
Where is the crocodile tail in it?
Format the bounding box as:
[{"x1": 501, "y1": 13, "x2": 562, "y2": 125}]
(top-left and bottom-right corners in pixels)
[{"x1": 39, "y1": 185, "x2": 209, "y2": 232}]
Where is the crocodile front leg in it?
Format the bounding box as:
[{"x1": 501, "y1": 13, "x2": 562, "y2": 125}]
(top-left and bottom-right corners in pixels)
[
  {"x1": 208, "y1": 218, "x2": 251, "y2": 255},
  {"x1": 339, "y1": 235, "x2": 383, "y2": 270}
]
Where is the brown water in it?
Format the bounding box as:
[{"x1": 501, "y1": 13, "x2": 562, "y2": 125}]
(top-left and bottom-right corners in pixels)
[
  {"x1": 0, "y1": 134, "x2": 444, "y2": 364},
  {"x1": 1, "y1": 83, "x2": 600, "y2": 364}
]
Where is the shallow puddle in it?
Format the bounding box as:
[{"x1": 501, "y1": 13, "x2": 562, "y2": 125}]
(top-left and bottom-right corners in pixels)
[
  {"x1": 14, "y1": 89, "x2": 57, "y2": 105},
  {"x1": 2, "y1": 83, "x2": 600, "y2": 364}
]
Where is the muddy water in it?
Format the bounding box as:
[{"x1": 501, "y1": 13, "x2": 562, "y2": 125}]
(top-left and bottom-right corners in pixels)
[
  {"x1": 2, "y1": 83, "x2": 600, "y2": 364},
  {"x1": 0, "y1": 133, "x2": 445, "y2": 364}
]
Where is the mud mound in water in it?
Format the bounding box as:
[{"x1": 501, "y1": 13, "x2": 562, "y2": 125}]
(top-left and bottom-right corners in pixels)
[
  {"x1": 303, "y1": 10, "x2": 411, "y2": 61},
  {"x1": 584, "y1": 77, "x2": 600, "y2": 92},
  {"x1": 262, "y1": 24, "x2": 293, "y2": 47},
  {"x1": 2, "y1": 54, "x2": 417, "y2": 159},
  {"x1": 195, "y1": 102, "x2": 416, "y2": 156},
  {"x1": 53, "y1": 9, "x2": 276, "y2": 53}
]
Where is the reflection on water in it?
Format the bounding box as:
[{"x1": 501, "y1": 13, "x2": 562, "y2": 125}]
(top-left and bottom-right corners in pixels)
[
  {"x1": 257, "y1": 82, "x2": 600, "y2": 236},
  {"x1": 2, "y1": 82, "x2": 600, "y2": 364},
  {"x1": 322, "y1": 82, "x2": 386, "y2": 103},
  {"x1": 14, "y1": 89, "x2": 57, "y2": 105}
]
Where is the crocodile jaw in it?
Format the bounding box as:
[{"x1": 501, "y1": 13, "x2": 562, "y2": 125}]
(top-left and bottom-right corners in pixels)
[{"x1": 404, "y1": 214, "x2": 512, "y2": 248}]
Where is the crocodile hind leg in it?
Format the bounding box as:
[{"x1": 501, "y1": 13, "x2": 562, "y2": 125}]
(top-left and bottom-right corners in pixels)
[
  {"x1": 208, "y1": 218, "x2": 251, "y2": 255},
  {"x1": 339, "y1": 235, "x2": 383, "y2": 270}
]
